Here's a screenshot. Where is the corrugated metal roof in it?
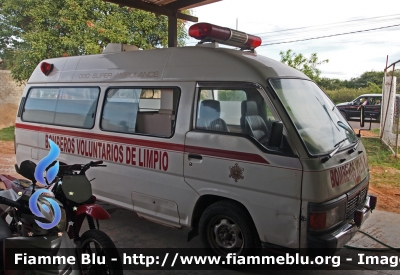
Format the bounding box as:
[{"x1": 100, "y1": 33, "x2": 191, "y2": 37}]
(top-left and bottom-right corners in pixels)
[
  {"x1": 136, "y1": 0, "x2": 219, "y2": 10},
  {"x1": 102, "y1": 0, "x2": 221, "y2": 46}
]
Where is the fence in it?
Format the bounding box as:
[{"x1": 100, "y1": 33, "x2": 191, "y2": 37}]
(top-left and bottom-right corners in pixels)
[{"x1": 381, "y1": 58, "x2": 400, "y2": 156}]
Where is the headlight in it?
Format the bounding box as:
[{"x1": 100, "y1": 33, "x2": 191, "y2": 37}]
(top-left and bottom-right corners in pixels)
[{"x1": 309, "y1": 206, "x2": 340, "y2": 230}]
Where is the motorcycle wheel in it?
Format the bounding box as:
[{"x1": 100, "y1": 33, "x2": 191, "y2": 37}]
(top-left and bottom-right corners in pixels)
[{"x1": 80, "y1": 229, "x2": 122, "y2": 275}]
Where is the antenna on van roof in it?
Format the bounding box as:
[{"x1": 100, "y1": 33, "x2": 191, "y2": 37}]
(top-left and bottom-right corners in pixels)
[{"x1": 189, "y1": 23, "x2": 262, "y2": 52}]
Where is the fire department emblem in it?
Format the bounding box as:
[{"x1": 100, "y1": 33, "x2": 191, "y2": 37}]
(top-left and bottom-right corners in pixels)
[{"x1": 229, "y1": 163, "x2": 244, "y2": 182}]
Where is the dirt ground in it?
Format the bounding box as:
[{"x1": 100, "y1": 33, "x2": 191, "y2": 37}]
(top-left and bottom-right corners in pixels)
[
  {"x1": 360, "y1": 130, "x2": 378, "y2": 138},
  {"x1": 0, "y1": 103, "x2": 18, "y2": 129},
  {"x1": 0, "y1": 139, "x2": 399, "y2": 213},
  {"x1": 369, "y1": 167, "x2": 400, "y2": 214},
  {"x1": 0, "y1": 141, "x2": 19, "y2": 179}
]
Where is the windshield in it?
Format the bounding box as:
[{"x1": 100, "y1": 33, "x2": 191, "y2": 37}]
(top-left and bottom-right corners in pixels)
[{"x1": 269, "y1": 78, "x2": 358, "y2": 155}]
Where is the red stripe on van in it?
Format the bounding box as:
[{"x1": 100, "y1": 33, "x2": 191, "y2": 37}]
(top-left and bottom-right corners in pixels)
[
  {"x1": 15, "y1": 123, "x2": 184, "y2": 152},
  {"x1": 15, "y1": 123, "x2": 269, "y2": 165},
  {"x1": 185, "y1": 145, "x2": 269, "y2": 165}
]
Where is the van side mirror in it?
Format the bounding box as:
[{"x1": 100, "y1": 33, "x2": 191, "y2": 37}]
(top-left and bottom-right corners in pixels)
[
  {"x1": 268, "y1": 121, "x2": 283, "y2": 148},
  {"x1": 15, "y1": 160, "x2": 37, "y2": 184},
  {"x1": 360, "y1": 105, "x2": 365, "y2": 127}
]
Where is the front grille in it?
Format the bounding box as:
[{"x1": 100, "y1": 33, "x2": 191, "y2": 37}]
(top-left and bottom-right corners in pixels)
[{"x1": 345, "y1": 185, "x2": 368, "y2": 219}]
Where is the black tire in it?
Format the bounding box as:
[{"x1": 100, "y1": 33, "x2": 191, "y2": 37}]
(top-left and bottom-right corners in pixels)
[
  {"x1": 340, "y1": 111, "x2": 347, "y2": 120},
  {"x1": 80, "y1": 229, "x2": 123, "y2": 275},
  {"x1": 199, "y1": 200, "x2": 260, "y2": 256}
]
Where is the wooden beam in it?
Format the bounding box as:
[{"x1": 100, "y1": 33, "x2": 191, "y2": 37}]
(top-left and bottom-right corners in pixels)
[
  {"x1": 166, "y1": 0, "x2": 220, "y2": 10},
  {"x1": 168, "y1": 16, "x2": 178, "y2": 47},
  {"x1": 107, "y1": 0, "x2": 198, "y2": 21}
]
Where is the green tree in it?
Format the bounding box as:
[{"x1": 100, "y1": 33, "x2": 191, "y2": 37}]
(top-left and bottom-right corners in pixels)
[
  {"x1": 317, "y1": 77, "x2": 349, "y2": 90},
  {"x1": 349, "y1": 71, "x2": 384, "y2": 89},
  {"x1": 279, "y1": 49, "x2": 329, "y2": 82},
  {"x1": 317, "y1": 70, "x2": 400, "y2": 93},
  {"x1": 0, "y1": 0, "x2": 189, "y2": 82}
]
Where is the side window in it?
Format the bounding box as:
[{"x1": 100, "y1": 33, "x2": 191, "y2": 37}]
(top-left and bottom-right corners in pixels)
[
  {"x1": 101, "y1": 88, "x2": 140, "y2": 133},
  {"x1": 23, "y1": 88, "x2": 59, "y2": 124},
  {"x1": 196, "y1": 87, "x2": 279, "y2": 145},
  {"x1": 55, "y1": 88, "x2": 99, "y2": 128},
  {"x1": 101, "y1": 88, "x2": 180, "y2": 137},
  {"x1": 22, "y1": 87, "x2": 99, "y2": 128}
]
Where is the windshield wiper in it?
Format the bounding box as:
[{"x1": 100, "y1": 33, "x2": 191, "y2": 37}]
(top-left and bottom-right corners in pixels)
[
  {"x1": 321, "y1": 138, "x2": 349, "y2": 163},
  {"x1": 334, "y1": 137, "x2": 349, "y2": 148},
  {"x1": 348, "y1": 138, "x2": 362, "y2": 154},
  {"x1": 315, "y1": 96, "x2": 339, "y2": 131}
]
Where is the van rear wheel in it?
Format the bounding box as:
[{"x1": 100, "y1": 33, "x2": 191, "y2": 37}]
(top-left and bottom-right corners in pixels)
[{"x1": 199, "y1": 200, "x2": 260, "y2": 256}]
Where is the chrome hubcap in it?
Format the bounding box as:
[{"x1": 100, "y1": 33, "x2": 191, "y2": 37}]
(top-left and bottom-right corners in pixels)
[{"x1": 213, "y1": 218, "x2": 243, "y2": 249}]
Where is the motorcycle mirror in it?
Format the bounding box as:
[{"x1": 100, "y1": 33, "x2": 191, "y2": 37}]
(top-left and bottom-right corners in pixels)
[{"x1": 17, "y1": 160, "x2": 37, "y2": 184}]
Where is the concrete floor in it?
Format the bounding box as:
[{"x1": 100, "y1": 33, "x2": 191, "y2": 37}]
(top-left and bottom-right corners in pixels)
[{"x1": 84, "y1": 202, "x2": 400, "y2": 275}]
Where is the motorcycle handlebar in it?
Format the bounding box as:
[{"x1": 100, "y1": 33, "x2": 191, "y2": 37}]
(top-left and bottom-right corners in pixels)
[
  {"x1": 0, "y1": 196, "x2": 23, "y2": 209},
  {"x1": 45, "y1": 160, "x2": 57, "y2": 172},
  {"x1": 58, "y1": 160, "x2": 106, "y2": 176},
  {"x1": 90, "y1": 160, "x2": 103, "y2": 166}
]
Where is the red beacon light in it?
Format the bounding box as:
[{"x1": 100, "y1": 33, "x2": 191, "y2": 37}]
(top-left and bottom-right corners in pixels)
[
  {"x1": 40, "y1": 62, "x2": 54, "y2": 76},
  {"x1": 189, "y1": 23, "x2": 262, "y2": 51}
]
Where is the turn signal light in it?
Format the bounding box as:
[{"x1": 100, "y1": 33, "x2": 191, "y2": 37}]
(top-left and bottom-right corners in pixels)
[
  {"x1": 354, "y1": 210, "x2": 364, "y2": 227},
  {"x1": 369, "y1": 195, "x2": 377, "y2": 210},
  {"x1": 309, "y1": 206, "x2": 340, "y2": 230},
  {"x1": 309, "y1": 212, "x2": 327, "y2": 230},
  {"x1": 40, "y1": 62, "x2": 53, "y2": 76}
]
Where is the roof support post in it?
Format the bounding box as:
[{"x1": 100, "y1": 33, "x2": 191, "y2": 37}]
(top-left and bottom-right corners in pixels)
[{"x1": 168, "y1": 15, "x2": 178, "y2": 47}]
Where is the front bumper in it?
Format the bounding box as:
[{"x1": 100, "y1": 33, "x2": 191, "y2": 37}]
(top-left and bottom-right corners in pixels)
[{"x1": 307, "y1": 195, "x2": 373, "y2": 249}]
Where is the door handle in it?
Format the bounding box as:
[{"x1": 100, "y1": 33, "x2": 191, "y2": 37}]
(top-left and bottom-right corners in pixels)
[{"x1": 188, "y1": 154, "x2": 202, "y2": 160}]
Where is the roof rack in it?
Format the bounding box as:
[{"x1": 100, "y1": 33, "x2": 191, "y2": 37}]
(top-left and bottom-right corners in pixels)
[{"x1": 103, "y1": 43, "x2": 139, "y2": 53}]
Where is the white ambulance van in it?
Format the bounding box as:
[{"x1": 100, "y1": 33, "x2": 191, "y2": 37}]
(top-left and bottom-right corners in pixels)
[{"x1": 15, "y1": 23, "x2": 376, "y2": 255}]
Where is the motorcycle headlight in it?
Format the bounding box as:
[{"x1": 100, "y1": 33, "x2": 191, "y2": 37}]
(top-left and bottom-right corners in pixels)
[
  {"x1": 36, "y1": 195, "x2": 67, "y2": 231},
  {"x1": 56, "y1": 207, "x2": 67, "y2": 231}
]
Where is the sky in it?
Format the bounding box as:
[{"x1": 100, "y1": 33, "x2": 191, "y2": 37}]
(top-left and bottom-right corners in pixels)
[{"x1": 186, "y1": 0, "x2": 400, "y2": 80}]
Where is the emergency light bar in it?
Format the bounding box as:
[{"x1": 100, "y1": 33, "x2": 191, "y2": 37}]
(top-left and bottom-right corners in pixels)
[{"x1": 189, "y1": 23, "x2": 262, "y2": 50}]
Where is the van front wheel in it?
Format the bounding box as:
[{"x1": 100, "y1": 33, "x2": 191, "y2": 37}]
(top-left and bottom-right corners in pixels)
[{"x1": 199, "y1": 200, "x2": 260, "y2": 256}]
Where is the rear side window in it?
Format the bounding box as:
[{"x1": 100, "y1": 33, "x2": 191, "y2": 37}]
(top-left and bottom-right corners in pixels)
[
  {"x1": 22, "y1": 87, "x2": 100, "y2": 128},
  {"x1": 101, "y1": 87, "x2": 180, "y2": 137}
]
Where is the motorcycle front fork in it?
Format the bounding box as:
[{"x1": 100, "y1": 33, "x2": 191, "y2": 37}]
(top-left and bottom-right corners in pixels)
[
  {"x1": 87, "y1": 216, "x2": 96, "y2": 230},
  {"x1": 71, "y1": 215, "x2": 99, "y2": 248}
]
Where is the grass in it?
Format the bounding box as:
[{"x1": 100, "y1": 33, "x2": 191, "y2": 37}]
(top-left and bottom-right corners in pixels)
[
  {"x1": 362, "y1": 137, "x2": 400, "y2": 169},
  {"x1": 0, "y1": 126, "x2": 15, "y2": 141},
  {"x1": 362, "y1": 137, "x2": 400, "y2": 187},
  {"x1": 371, "y1": 128, "x2": 380, "y2": 135}
]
